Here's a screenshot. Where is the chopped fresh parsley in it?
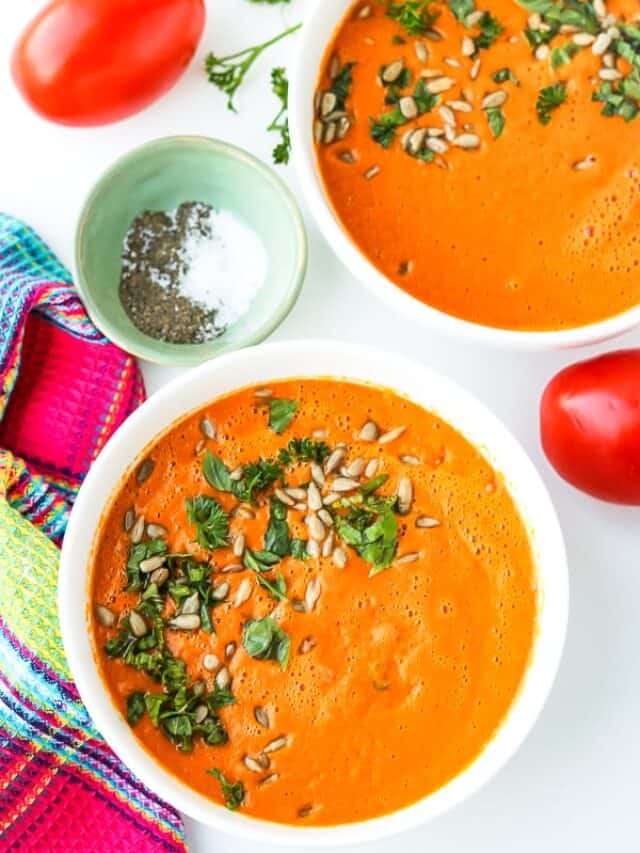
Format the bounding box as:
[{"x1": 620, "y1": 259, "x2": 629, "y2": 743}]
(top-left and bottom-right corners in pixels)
[
  {"x1": 370, "y1": 79, "x2": 437, "y2": 149},
  {"x1": 536, "y1": 82, "x2": 567, "y2": 124},
  {"x1": 413, "y1": 78, "x2": 438, "y2": 112},
  {"x1": 593, "y1": 77, "x2": 640, "y2": 121},
  {"x1": 329, "y1": 62, "x2": 355, "y2": 108},
  {"x1": 208, "y1": 769, "x2": 245, "y2": 811},
  {"x1": 186, "y1": 495, "x2": 229, "y2": 550},
  {"x1": 278, "y1": 437, "x2": 330, "y2": 465},
  {"x1": 446, "y1": 0, "x2": 476, "y2": 23},
  {"x1": 202, "y1": 450, "x2": 283, "y2": 504},
  {"x1": 524, "y1": 23, "x2": 559, "y2": 49},
  {"x1": 386, "y1": 1, "x2": 440, "y2": 36},
  {"x1": 242, "y1": 616, "x2": 291, "y2": 668},
  {"x1": 486, "y1": 107, "x2": 506, "y2": 137},
  {"x1": 473, "y1": 12, "x2": 504, "y2": 51},
  {"x1": 550, "y1": 42, "x2": 580, "y2": 70},
  {"x1": 268, "y1": 398, "x2": 299, "y2": 433},
  {"x1": 491, "y1": 67, "x2": 520, "y2": 86}
]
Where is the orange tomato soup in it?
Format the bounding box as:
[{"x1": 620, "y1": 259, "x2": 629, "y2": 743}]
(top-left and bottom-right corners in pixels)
[
  {"x1": 90, "y1": 379, "x2": 536, "y2": 825},
  {"x1": 315, "y1": 0, "x2": 640, "y2": 331}
]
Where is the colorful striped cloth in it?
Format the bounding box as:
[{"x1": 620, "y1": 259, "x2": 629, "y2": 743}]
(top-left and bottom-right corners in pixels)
[{"x1": 0, "y1": 214, "x2": 186, "y2": 851}]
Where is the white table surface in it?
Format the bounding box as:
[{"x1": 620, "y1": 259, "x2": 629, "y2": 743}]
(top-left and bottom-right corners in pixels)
[{"x1": 2, "y1": 2, "x2": 639, "y2": 851}]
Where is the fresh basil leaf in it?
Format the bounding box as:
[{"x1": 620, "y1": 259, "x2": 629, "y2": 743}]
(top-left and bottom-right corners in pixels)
[
  {"x1": 242, "y1": 616, "x2": 290, "y2": 668},
  {"x1": 203, "y1": 450, "x2": 233, "y2": 492},
  {"x1": 256, "y1": 570, "x2": 289, "y2": 602},
  {"x1": 290, "y1": 538, "x2": 308, "y2": 559},
  {"x1": 244, "y1": 549, "x2": 280, "y2": 573},
  {"x1": 486, "y1": 107, "x2": 505, "y2": 137},
  {"x1": 208, "y1": 768, "x2": 245, "y2": 810},
  {"x1": 268, "y1": 398, "x2": 299, "y2": 433},
  {"x1": 126, "y1": 691, "x2": 146, "y2": 726},
  {"x1": 144, "y1": 693, "x2": 168, "y2": 726},
  {"x1": 550, "y1": 42, "x2": 580, "y2": 70},
  {"x1": 264, "y1": 497, "x2": 291, "y2": 557},
  {"x1": 491, "y1": 67, "x2": 520, "y2": 85}
]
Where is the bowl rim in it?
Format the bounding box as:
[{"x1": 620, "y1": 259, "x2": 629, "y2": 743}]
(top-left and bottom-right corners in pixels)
[
  {"x1": 288, "y1": 0, "x2": 640, "y2": 351},
  {"x1": 74, "y1": 135, "x2": 308, "y2": 366},
  {"x1": 59, "y1": 339, "x2": 569, "y2": 847}
]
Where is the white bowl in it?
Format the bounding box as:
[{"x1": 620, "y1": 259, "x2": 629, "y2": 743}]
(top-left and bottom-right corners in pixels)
[
  {"x1": 59, "y1": 340, "x2": 568, "y2": 846},
  {"x1": 289, "y1": 0, "x2": 640, "y2": 350}
]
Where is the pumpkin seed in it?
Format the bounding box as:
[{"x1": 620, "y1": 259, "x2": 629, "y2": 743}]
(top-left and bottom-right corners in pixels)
[
  {"x1": 130, "y1": 515, "x2": 145, "y2": 544},
  {"x1": 235, "y1": 506, "x2": 255, "y2": 520},
  {"x1": 573, "y1": 156, "x2": 596, "y2": 170},
  {"x1": 379, "y1": 426, "x2": 407, "y2": 444},
  {"x1": 305, "y1": 577, "x2": 321, "y2": 612},
  {"x1": 445, "y1": 56, "x2": 462, "y2": 68},
  {"x1": 129, "y1": 610, "x2": 148, "y2": 638},
  {"x1": 407, "y1": 128, "x2": 428, "y2": 155},
  {"x1": 95, "y1": 604, "x2": 116, "y2": 628},
  {"x1": 150, "y1": 567, "x2": 169, "y2": 586},
  {"x1": 324, "y1": 447, "x2": 346, "y2": 474},
  {"x1": 598, "y1": 67, "x2": 622, "y2": 80},
  {"x1": 215, "y1": 666, "x2": 231, "y2": 690},
  {"x1": 416, "y1": 516, "x2": 440, "y2": 528},
  {"x1": 169, "y1": 614, "x2": 201, "y2": 631},
  {"x1": 397, "y1": 477, "x2": 414, "y2": 514},
  {"x1": 203, "y1": 653, "x2": 219, "y2": 671},
  {"x1": 333, "y1": 547, "x2": 348, "y2": 569},
  {"x1": 234, "y1": 577, "x2": 253, "y2": 607},
  {"x1": 535, "y1": 44, "x2": 549, "y2": 60},
  {"x1": 312, "y1": 429, "x2": 328, "y2": 439},
  {"x1": 123, "y1": 508, "x2": 135, "y2": 532},
  {"x1": 263, "y1": 735, "x2": 288, "y2": 753},
  {"x1": 254, "y1": 706, "x2": 271, "y2": 728},
  {"x1": 447, "y1": 99, "x2": 472, "y2": 112},
  {"x1": 336, "y1": 116, "x2": 352, "y2": 140},
  {"x1": 299, "y1": 636, "x2": 317, "y2": 654},
  {"x1": 200, "y1": 417, "x2": 216, "y2": 439},
  {"x1": 439, "y1": 105, "x2": 456, "y2": 126},
  {"x1": 139, "y1": 555, "x2": 165, "y2": 574},
  {"x1": 136, "y1": 459, "x2": 154, "y2": 485}
]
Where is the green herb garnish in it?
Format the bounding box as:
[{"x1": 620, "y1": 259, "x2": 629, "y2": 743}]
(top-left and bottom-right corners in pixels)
[
  {"x1": 278, "y1": 437, "x2": 330, "y2": 465},
  {"x1": 264, "y1": 497, "x2": 291, "y2": 556},
  {"x1": 205, "y1": 23, "x2": 302, "y2": 111},
  {"x1": 486, "y1": 107, "x2": 506, "y2": 137},
  {"x1": 330, "y1": 62, "x2": 355, "y2": 108},
  {"x1": 291, "y1": 538, "x2": 308, "y2": 559},
  {"x1": 126, "y1": 691, "x2": 146, "y2": 726},
  {"x1": 126, "y1": 540, "x2": 168, "y2": 592},
  {"x1": 242, "y1": 616, "x2": 290, "y2": 668},
  {"x1": 370, "y1": 79, "x2": 436, "y2": 149},
  {"x1": 550, "y1": 42, "x2": 580, "y2": 70},
  {"x1": 202, "y1": 450, "x2": 283, "y2": 504},
  {"x1": 335, "y1": 501, "x2": 399, "y2": 577},
  {"x1": 268, "y1": 67, "x2": 291, "y2": 164},
  {"x1": 412, "y1": 78, "x2": 438, "y2": 112},
  {"x1": 386, "y1": 1, "x2": 440, "y2": 36},
  {"x1": 186, "y1": 495, "x2": 229, "y2": 550},
  {"x1": 536, "y1": 82, "x2": 567, "y2": 124},
  {"x1": 446, "y1": 0, "x2": 475, "y2": 22},
  {"x1": 491, "y1": 67, "x2": 520, "y2": 85},
  {"x1": 268, "y1": 398, "x2": 299, "y2": 433},
  {"x1": 208, "y1": 769, "x2": 246, "y2": 811},
  {"x1": 473, "y1": 12, "x2": 503, "y2": 51}
]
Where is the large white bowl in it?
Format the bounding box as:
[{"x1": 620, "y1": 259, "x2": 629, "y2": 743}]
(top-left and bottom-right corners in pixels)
[
  {"x1": 289, "y1": 0, "x2": 640, "y2": 350},
  {"x1": 59, "y1": 340, "x2": 568, "y2": 846}
]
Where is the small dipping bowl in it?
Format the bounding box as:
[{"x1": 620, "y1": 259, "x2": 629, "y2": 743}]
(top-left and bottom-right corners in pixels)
[{"x1": 75, "y1": 136, "x2": 307, "y2": 366}]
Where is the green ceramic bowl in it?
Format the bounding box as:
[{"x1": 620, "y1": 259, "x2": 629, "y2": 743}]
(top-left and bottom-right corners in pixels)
[{"x1": 75, "y1": 136, "x2": 307, "y2": 366}]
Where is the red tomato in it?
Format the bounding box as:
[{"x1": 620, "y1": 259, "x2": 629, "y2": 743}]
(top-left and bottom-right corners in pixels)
[
  {"x1": 540, "y1": 349, "x2": 640, "y2": 504},
  {"x1": 11, "y1": 0, "x2": 205, "y2": 126}
]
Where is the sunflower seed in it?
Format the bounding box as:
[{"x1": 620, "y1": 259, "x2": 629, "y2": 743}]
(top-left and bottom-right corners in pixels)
[
  {"x1": 323, "y1": 122, "x2": 337, "y2": 144},
  {"x1": 221, "y1": 563, "x2": 243, "y2": 574},
  {"x1": 331, "y1": 477, "x2": 360, "y2": 492},
  {"x1": 307, "y1": 514, "x2": 326, "y2": 541},
  {"x1": 337, "y1": 116, "x2": 352, "y2": 139},
  {"x1": 307, "y1": 481, "x2": 323, "y2": 511},
  {"x1": 242, "y1": 754, "x2": 262, "y2": 773},
  {"x1": 286, "y1": 487, "x2": 307, "y2": 501},
  {"x1": 400, "y1": 454, "x2": 421, "y2": 465},
  {"x1": 445, "y1": 56, "x2": 462, "y2": 68},
  {"x1": 399, "y1": 96, "x2": 418, "y2": 119},
  {"x1": 254, "y1": 706, "x2": 271, "y2": 728},
  {"x1": 379, "y1": 426, "x2": 407, "y2": 444},
  {"x1": 203, "y1": 653, "x2": 219, "y2": 671},
  {"x1": 274, "y1": 487, "x2": 295, "y2": 506},
  {"x1": 461, "y1": 36, "x2": 475, "y2": 56},
  {"x1": 359, "y1": 420, "x2": 379, "y2": 441},
  {"x1": 323, "y1": 492, "x2": 340, "y2": 506},
  {"x1": 426, "y1": 76, "x2": 454, "y2": 94},
  {"x1": 322, "y1": 532, "x2": 335, "y2": 557},
  {"x1": 300, "y1": 636, "x2": 317, "y2": 654},
  {"x1": 146, "y1": 523, "x2": 167, "y2": 540},
  {"x1": 535, "y1": 44, "x2": 550, "y2": 60},
  {"x1": 382, "y1": 59, "x2": 404, "y2": 83},
  {"x1": 321, "y1": 91, "x2": 338, "y2": 117},
  {"x1": 150, "y1": 567, "x2": 169, "y2": 586},
  {"x1": 397, "y1": 477, "x2": 414, "y2": 514},
  {"x1": 95, "y1": 604, "x2": 116, "y2": 628},
  {"x1": 259, "y1": 773, "x2": 280, "y2": 786},
  {"x1": 215, "y1": 666, "x2": 231, "y2": 690},
  {"x1": 573, "y1": 156, "x2": 596, "y2": 170},
  {"x1": 305, "y1": 577, "x2": 321, "y2": 612},
  {"x1": 169, "y1": 613, "x2": 201, "y2": 631},
  {"x1": 212, "y1": 581, "x2": 230, "y2": 601},
  {"x1": 318, "y1": 508, "x2": 333, "y2": 527},
  {"x1": 482, "y1": 90, "x2": 507, "y2": 109},
  {"x1": 233, "y1": 533, "x2": 245, "y2": 558},
  {"x1": 338, "y1": 149, "x2": 357, "y2": 164},
  {"x1": 310, "y1": 462, "x2": 326, "y2": 486},
  {"x1": 444, "y1": 123, "x2": 456, "y2": 142},
  {"x1": 193, "y1": 704, "x2": 208, "y2": 725},
  {"x1": 346, "y1": 458, "x2": 366, "y2": 478},
  {"x1": 328, "y1": 52, "x2": 341, "y2": 79},
  {"x1": 200, "y1": 417, "x2": 216, "y2": 439},
  {"x1": 195, "y1": 439, "x2": 205, "y2": 454},
  {"x1": 229, "y1": 465, "x2": 244, "y2": 482},
  {"x1": 324, "y1": 447, "x2": 346, "y2": 474},
  {"x1": 407, "y1": 128, "x2": 428, "y2": 154},
  {"x1": 447, "y1": 99, "x2": 473, "y2": 112},
  {"x1": 357, "y1": 3, "x2": 372, "y2": 17},
  {"x1": 307, "y1": 539, "x2": 321, "y2": 558},
  {"x1": 234, "y1": 578, "x2": 253, "y2": 607},
  {"x1": 291, "y1": 598, "x2": 306, "y2": 613},
  {"x1": 130, "y1": 515, "x2": 145, "y2": 544},
  {"x1": 257, "y1": 752, "x2": 271, "y2": 769},
  {"x1": 425, "y1": 27, "x2": 444, "y2": 41},
  {"x1": 602, "y1": 51, "x2": 615, "y2": 67},
  {"x1": 129, "y1": 611, "x2": 148, "y2": 637},
  {"x1": 298, "y1": 805, "x2": 314, "y2": 818},
  {"x1": 365, "y1": 458, "x2": 379, "y2": 478},
  {"x1": 263, "y1": 735, "x2": 288, "y2": 754},
  {"x1": 255, "y1": 387, "x2": 272, "y2": 399},
  {"x1": 333, "y1": 546, "x2": 348, "y2": 569},
  {"x1": 414, "y1": 40, "x2": 428, "y2": 62},
  {"x1": 235, "y1": 506, "x2": 255, "y2": 520},
  {"x1": 179, "y1": 592, "x2": 199, "y2": 616},
  {"x1": 123, "y1": 508, "x2": 135, "y2": 532},
  {"x1": 466, "y1": 9, "x2": 484, "y2": 26},
  {"x1": 136, "y1": 459, "x2": 154, "y2": 485},
  {"x1": 225, "y1": 641, "x2": 237, "y2": 660},
  {"x1": 416, "y1": 516, "x2": 440, "y2": 528},
  {"x1": 192, "y1": 680, "x2": 206, "y2": 697},
  {"x1": 593, "y1": 0, "x2": 606, "y2": 17},
  {"x1": 598, "y1": 67, "x2": 622, "y2": 79},
  {"x1": 470, "y1": 58, "x2": 481, "y2": 80},
  {"x1": 573, "y1": 31, "x2": 595, "y2": 45},
  {"x1": 140, "y1": 555, "x2": 165, "y2": 574},
  {"x1": 397, "y1": 551, "x2": 421, "y2": 564},
  {"x1": 427, "y1": 136, "x2": 448, "y2": 153},
  {"x1": 592, "y1": 31, "x2": 611, "y2": 54},
  {"x1": 364, "y1": 165, "x2": 381, "y2": 180},
  {"x1": 453, "y1": 133, "x2": 480, "y2": 149},
  {"x1": 439, "y1": 105, "x2": 456, "y2": 126},
  {"x1": 313, "y1": 119, "x2": 323, "y2": 143}
]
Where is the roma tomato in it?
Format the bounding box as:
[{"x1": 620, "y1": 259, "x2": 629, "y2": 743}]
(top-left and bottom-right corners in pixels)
[
  {"x1": 11, "y1": 0, "x2": 206, "y2": 126},
  {"x1": 540, "y1": 349, "x2": 640, "y2": 504}
]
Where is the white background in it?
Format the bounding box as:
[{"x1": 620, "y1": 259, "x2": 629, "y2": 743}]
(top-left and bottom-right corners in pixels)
[{"x1": 1, "y1": 2, "x2": 639, "y2": 851}]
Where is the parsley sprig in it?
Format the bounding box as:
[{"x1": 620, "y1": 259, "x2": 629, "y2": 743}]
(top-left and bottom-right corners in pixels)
[
  {"x1": 268, "y1": 67, "x2": 292, "y2": 164},
  {"x1": 387, "y1": 1, "x2": 440, "y2": 36},
  {"x1": 536, "y1": 82, "x2": 567, "y2": 124}
]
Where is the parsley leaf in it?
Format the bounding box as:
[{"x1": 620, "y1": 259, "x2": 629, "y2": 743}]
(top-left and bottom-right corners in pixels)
[
  {"x1": 387, "y1": 1, "x2": 440, "y2": 36},
  {"x1": 268, "y1": 67, "x2": 291, "y2": 165},
  {"x1": 473, "y1": 12, "x2": 504, "y2": 51},
  {"x1": 335, "y1": 501, "x2": 399, "y2": 577},
  {"x1": 186, "y1": 496, "x2": 229, "y2": 550},
  {"x1": 536, "y1": 82, "x2": 567, "y2": 124},
  {"x1": 330, "y1": 62, "x2": 355, "y2": 108},
  {"x1": 268, "y1": 398, "x2": 299, "y2": 433},
  {"x1": 202, "y1": 450, "x2": 283, "y2": 504},
  {"x1": 209, "y1": 769, "x2": 245, "y2": 811},
  {"x1": 413, "y1": 78, "x2": 438, "y2": 112},
  {"x1": 278, "y1": 437, "x2": 330, "y2": 465},
  {"x1": 242, "y1": 616, "x2": 291, "y2": 668},
  {"x1": 491, "y1": 67, "x2": 520, "y2": 85},
  {"x1": 126, "y1": 540, "x2": 168, "y2": 592},
  {"x1": 370, "y1": 108, "x2": 406, "y2": 147}
]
